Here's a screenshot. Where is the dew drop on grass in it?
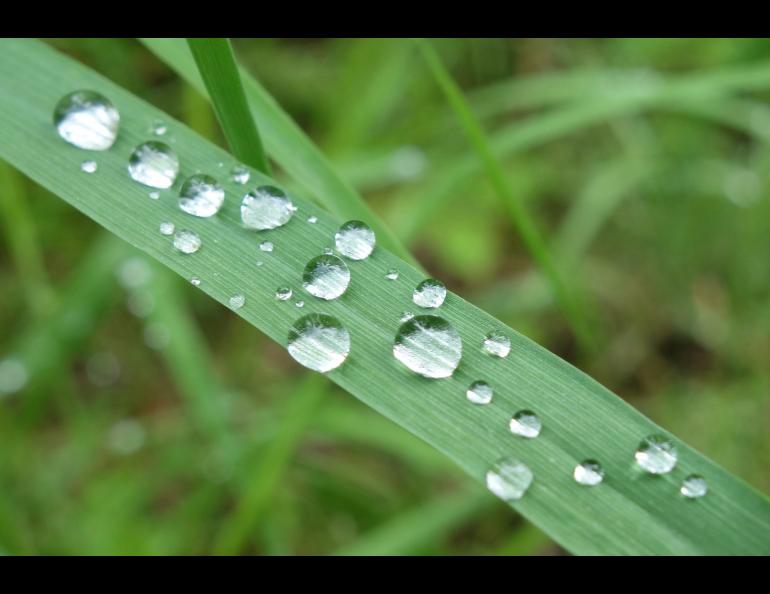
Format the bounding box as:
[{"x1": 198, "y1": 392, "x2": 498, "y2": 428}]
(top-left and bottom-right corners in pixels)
[
  {"x1": 275, "y1": 287, "x2": 293, "y2": 301},
  {"x1": 287, "y1": 313, "x2": 350, "y2": 373},
  {"x1": 385, "y1": 268, "x2": 399, "y2": 280},
  {"x1": 466, "y1": 380, "x2": 492, "y2": 405},
  {"x1": 0, "y1": 357, "x2": 28, "y2": 396},
  {"x1": 159, "y1": 221, "x2": 175, "y2": 236},
  {"x1": 400, "y1": 312, "x2": 415, "y2": 322},
  {"x1": 255, "y1": 260, "x2": 264, "y2": 267},
  {"x1": 303, "y1": 254, "x2": 350, "y2": 300},
  {"x1": 173, "y1": 230, "x2": 201, "y2": 254},
  {"x1": 179, "y1": 174, "x2": 225, "y2": 218},
  {"x1": 307, "y1": 215, "x2": 318, "y2": 224},
  {"x1": 486, "y1": 457, "x2": 533, "y2": 502},
  {"x1": 259, "y1": 241, "x2": 274, "y2": 253},
  {"x1": 334, "y1": 220, "x2": 375, "y2": 260},
  {"x1": 80, "y1": 159, "x2": 97, "y2": 173},
  {"x1": 295, "y1": 300, "x2": 304, "y2": 308},
  {"x1": 231, "y1": 165, "x2": 250, "y2": 185},
  {"x1": 241, "y1": 185, "x2": 295, "y2": 230},
  {"x1": 151, "y1": 119, "x2": 167, "y2": 136},
  {"x1": 635, "y1": 435, "x2": 677, "y2": 474},
  {"x1": 229, "y1": 294, "x2": 245, "y2": 310},
  {"x1": 413, "y1": 279, "x2": 446, "y2": 308},
  {"x1": 190, "y1": 276, "x2": 201, "y2": 286},
  {"x1": 483, "y1": 331, "x2": 510, "y2": 358},
  {"x1": 128, "y1": 141, "x2": 179, "y2": 189},
  {"x1": 574, "y1": 460, "x2": 604, "y2": 486},
  {"x1": 681, "y1": 474, "x2": 708, "y2": 499},
  {"x1": 509, "y1": 410, "x2": 541, "y2": 438},
  {"x1": 393, "y1": 315, "x2": 462, "y2": 379},
  {"x1": 54, "y1": 90, "x2": 119, "y2": 150},
  {"x1": 149, "y1": 191, "x2": 160, "y2": 200}
]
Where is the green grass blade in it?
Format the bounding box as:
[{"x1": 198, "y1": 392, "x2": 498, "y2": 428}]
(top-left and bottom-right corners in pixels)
[
  {"x1": 3, "y1": 39, "x2": 770, "y2": 555},
  {"x1": 186, "y1": 38, "x2": 271, "y2": 174}
]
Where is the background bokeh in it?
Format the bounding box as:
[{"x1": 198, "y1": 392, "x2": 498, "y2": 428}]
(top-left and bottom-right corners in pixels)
[{"x1": 1, "y1": 38, "x2": 770, "y2": 555}]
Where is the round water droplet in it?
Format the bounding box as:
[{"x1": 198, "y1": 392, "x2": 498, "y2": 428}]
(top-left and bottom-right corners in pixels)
[
  {"x1": 80, "y1": 159, "x2": 98, "y2": 173},
  {"x1": 229, "y1": 294, "x2": 245, "y2": 309},
  {"x1": 334, "y1": 220, "x2": 375, "y2": 260},
  {"x1": 287, "y1": 313, "x2": 350, "y2": 373},
  {"x1": 574, "y1": 460, "x2": 604, "y2": 486},
  {"x1": 0, "y1": 357, "x2": 28, "y2": 396},
  {"x1": 173, "y1": 230, "x2": 201, "y2": 254},
  {"x1": 486, "y1": 457, "x2": 533, "y2": 502},
  {"x1": 393, "y1": 315, "x2": 462, "y2": 379},
  {"x1": 179, "y1": 174, "x2": 225, "y2": 218},
  {"x1": 302, "y1": 254, "x2": 350, "y2": 301},
  {"x1": 295, "y1": 300, "x2": 305, "y2": 308},
  {"x1": 681, "y1": 474, "x2": 708, "y2": 499},
  {"x1": 151, "y1": 119, "x2": 167, "y2": 136},
  {"x1": 275, "y1": 287, "x2": 293, "y2": 301},
  {"x1": 307, "y1": 215, "x2": 318, "y2": 224},
  {"x1": 635, "y1": 435, "x2": 677, "y2": 474},
  {"x1": 148, "y1": 191, "x2": 160, "y2": 200},
  {"x1": 241, "y1": 185, "x2": 295, "y2": 230},
  {"x1": 128, "y1": 141, "x2": 179, "y2": 189},
  {"x1": 231, "y1": 165, "x2": 250, "y2": 185},
  {"x1": 259, "y1": 241, "x2": 274, "y2": 253},
  {"x1": 53, "y1": 90, "x2": 119, "y2": 150},
  {"x1": 466, "y1": 380, "x2": 492, "y2": 405},
  {"x1": 385, "y1": 268, "x2": 399, "y2": 281},
  {"x1": 413, "y1": 279, "x2": 446, "y2": 309},
  {"x1": 483, "y1": 331, "x2": 511, "y2": 358},
  {"x1": 159, "y1": 221, "x2": 175, "y2": 236},
  {"x1": 509, "y1": 410, "x2": 541, "y2": 438},
  {"x1": 190, "y1": 276, "x2": 201, "y2": 286}
]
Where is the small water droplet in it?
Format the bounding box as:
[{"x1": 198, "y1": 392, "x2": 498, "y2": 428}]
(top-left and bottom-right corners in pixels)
[
  {"x1": 287, "y1": 313, "x2": 350, "y2": 373},
  {"x1": 54, "y1": 90, "x2": 119, "y2": 150},
  {"x1": 307, "y1": 215, "x2": 318, "y2": 224},
  {"x1": 483, "y1": 332, "x2": 510, "y2": 358},
  {"x1": 151, "y1": 119, "x2": 167, "y2": 136},
  {"x1": 486, "y1": 457, "x2": 533, "y2": 501},
  {"x1": 128, "y1": 141, "x2": 179, "y2": 189},
  {"x1": 80, "y1": 159, "x2": 98, "y2": 173},
  {"x1": 323, "y1": 247, "x2": 334, "y2": 255},
  {"x1": 466, "y1": 380, "x2": 492, "y2": 405},
  {"x1": 190, "y1": 276, "x2": 201, "y2": 286},
  {"x1": 393, "y1": 315, "x2": 462, "y2": 379},
  {"x1": 259, "y1": 241, "x2": 274, "y2": 253},
  {"x1": 149, "y1": 191, "x2": 160, "y2": 200},
  {"x1": 179, "y1": 174, "x2": 225, "y2": 218},
  {"x1": 303, "y1": 254, "x2": 350, "y2": 300},
  {"x1": 241, "y1": 185, "x2": 295, "y2": 230},
  {"x1": 0, "y1": 357, "x2": 28, "y2": 396},
  {"x1": 255, "y1": 260, "x2": 264, "y2": 267},
  {"x1": 635, "y1": 435, "x2": 677, "y2": 474},
  {"x1": 231, "y1": 165, "x2": 250, "y2": 185},
  {"x1": 413, "y1": 279, "x2": 446, "y2": 308},
  {"x1": 680, "y1": 474, "x2": 708, "y2": 499},
  {"x1": 334, "y1": 220, "x2": 376, "y2": 260},
  {"x1": 229, "y1": 294, "x2": 245, "y2": 309},
  {"x1": 509, "y1": 410, "x2": 541, "y2": 438},
  {"x1": 275, "y1": 287, "x2": 293, "y2": 301},
  {"x1": 159, "y1": 221, "x2": 175, "y2": 236},
  {"x1": 385, "y1": 268, "x2": 399, "y2": 281},
  {"x1": 400, "y1": 311, "x2": 415, "y2": 322},
  {"x1": 574, "y1": 460, "x2": 604, "y2": 486},
  {"x1": 173, "y1": 230, "x2": 202, "y2": 254}
]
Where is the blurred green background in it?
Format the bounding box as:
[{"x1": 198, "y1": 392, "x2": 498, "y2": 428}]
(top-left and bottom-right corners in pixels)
[{"x1": 1, "y1": 38, "x2": 770, "y2": 555}]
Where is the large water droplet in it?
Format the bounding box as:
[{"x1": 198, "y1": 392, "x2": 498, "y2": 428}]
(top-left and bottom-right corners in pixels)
[
  {"x1": 54, "y1": 90, "x2": 119, "y2": 150},
  {"x1": 509, "y1": 410, "x2": 541, "y2": 438},
  {"x1": 0, "y1": 357, "x2": 28, "y2": 396},
  {"x1": 413, "y1": 279, "x2": 446, "y2": 308},
  {"x1": 334, "y1": 220, "x2": 375, "y2": 260},
  {"x1": 229, "y1": 294, "x2": 245, "y2": 309},
  {"x1": 128, "y1": 141, "x2": 179, "y2": 189},
  {"x1": 483, "y1": 331, "x2": 511, "y2": 358},
  {"x1": 275, "y1": 287, "x2": 293, "y2": 301},
  {"x1": 80, "y1": 160, "x2": 98, "y2": 173},
  {"x1": 466, "y1": 380, "x2": 492, "y2": 405},
  {"x1": 173, "y1": 230, "x2": 201, "y2": 254},
  {"x1": 486, "y1": 457, "x2": 533, "y2": 502},
  {"x1": 231, "y1": 165, "x2": 250, "y2": 185},
  {"x1": 241, "y1": 185, "x2": 295, "y2": 230},
  {"x1": 393, "y1": 315, "x2": 462, "y2": 379},
  {"x1": 179, "y1": 174, "x2": 225, "y2": 218},
  {"x1": 574, "y1": 460, "x2": 604, "y2": 486},
  {"x1": 681, "y1": 474, "x2": 708, "y2": 499},
  {"x1": 303, "y1": 254, "x2": 350, "y2": 300},
  {"x1": 287, "y1": 313, "x2": 350, "y2": 373},
  {"x1": 635, "y1": 435, "x2": 678, "y2": 474}
]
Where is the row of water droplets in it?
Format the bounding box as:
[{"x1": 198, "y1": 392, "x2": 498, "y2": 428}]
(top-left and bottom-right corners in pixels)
[{"x1": 50, "y1": 89, "x2": 709, "y2": 504}]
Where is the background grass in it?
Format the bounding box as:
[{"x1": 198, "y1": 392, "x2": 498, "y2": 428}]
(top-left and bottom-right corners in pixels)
[{"x1": 2, "y1": 38, "x2": 770, "y2": 555}]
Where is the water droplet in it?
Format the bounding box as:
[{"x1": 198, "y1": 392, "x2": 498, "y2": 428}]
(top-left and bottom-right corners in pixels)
[
  {"x1": 635, "y1": 435, "x2": 677, "y2": 474},
  {"x1": 255, "y1": 260, "x2": 264, "y2": 267},
  {"x1": 275, "y1": 287, "x2": 293, "y2": 301},
  {"x1": 509, "y1": 410, "x2": 541, "y2": 438},
  {"x1": 159, "y1": 221, "x2": 175, "y2": 236},
  {"x1": 483, "y1": 331, "x2": 510, "y2": 358},
  {"x1": 295, "y1": 300, "x2": 305, "y2": 308},
  {"x1": 323, "y1": 247, "x2": 334, "y2": 256},
  {"x1": 229, "y1": 294, "x2": 245, "y2": 309},
  {"x1": 486, "y1": 457, "x2": 533, "y2": 502},
  {"x1": 231, "y1": 165, "x2": 250, "y2": 185},
  {"x1": 413, "y1": 278, "x2": 446, "y2": 309},
  {"x1": 53, "y1": 90, "x2": 119, "y2": 150},
  {"x1": 334, "y1": 220, "x2": 376, "y2": 260},
  {"x1": 287, "y1": 313, "x2": 350, "y2": 373},
  {"x1": 574, "y1": 460, "x2": 604, "y2": 486},
  {"x1": 80, "y1": 159, "x2": 98, "y2": 173},
  {"x1": 307, "y1": 215, "x2": 318, "y2": 224},
  {"x1": 151, "y1": 119, "x2": 167, "y2": 136},
  {"x1": 302, "y1": 254, "x2": 350, "y2": 300},
  {"x1": 148, "y1": 191, "x2": 160, "y2": 200},
  {"x1": 466, "y1": 380, "x2": 492, "y2": 405},
  {"x1": 190, "y1": 276, "x2": 201, "y2": 286},
  {"x1": 0, "y1": 357, "x2": 28, "y2": 396},
  {"x1": 393, "y1": 315, "x2": 462, "y2": 379},
  {"x1": 173, "y1": 230, "x2": 202, "y2": 254},
  {"x1": 385, "y1": 269, "x2": 399, "y2": 281},
  {"x1": 241, "y1": 185, "x2": 295, "y2": 230},
  {"x1": 259, "y1": 240, "x2": 274, "y2": 252},
  {"x1": 400, "y1": 311, "x2": 415, "y2": 322},
  {"x1": 128, "y1": 141, "x2": 179, "y2": 189},
  {"x1": 179, "y1": 174, "x2": 225, "y2": 218},
  {"x1": 681, "y1": 474, "x2": 708, "y2": 499}
]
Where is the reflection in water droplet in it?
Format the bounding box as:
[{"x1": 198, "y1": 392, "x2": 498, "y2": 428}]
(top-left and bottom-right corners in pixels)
[
  {"x1": 307, "y1": 215, "x2": 318, "y2": 224},
  {"x1": 241, "y1": 185, "x2": 295, "y2": 230},
  {"x1": 486, "y1": 457, "x2": 533, "y2": 501},
  {"x1": 635, "y1": 435, "x2": 677, "y2": 474},
  {"x1": 393, "y1": 315, "x2": 462, "y2": 379},
  {"x1": 303, "y1": 254, "x2": 350, "y2": 300},
  {"x1": 179, "y1": 174, "x2": 225, "y2": 218},
  {"x1": 0, "y1": 358, "x2": 28, "y2": 396},
  {"x1": 466, "y1": 380, "x2": 492, "y2": 405},
  {"x1": 229, "y1": 294, "x2": 245, "y2": 309},
  {"x1": 334, "y1": 220, "x2": 375, "y2": 260},
  {"x1": 413, "y1": 279, "x2": 446, "y2": 309},
  {"x1": 509, "y1": 410, "x2": 541, "y2": 438},
  {"x1": 159, "y1": 221, "x2": 175, "y2": 236},
  {"x1": 259, "y1": 241, "x2": 274, "y2": 253},
  {"x1": 80, "y1": 160, "x2": 98, "y2": 173},
  {"x1": 128, "y1": 141, "x2": 179, "y2": 189},
  {"x1": 173, "y1": 230, "x2": 202, "y2": 254},
  {"x1": 574, "y1": 460, "x2": 604, "y2": 486},
  {"x1": 54, "y1": 90, "x2": 119, "y2": 150},
  {"x1": 681, "y1": 474, "x2": 708, "y2": 499},
  {"x1": 275, "y1": 287, "x2": 293, "y2": 301},
  {"x1": 287, "y1": 313, "x2": 350, "y2": 373},
  {"x1": 231, "y1": 165, "x2": 250, "y2": 185},
  {"x1": 483, "y1": 332, "x2": 510, "y2": 358},
  {"x1": 385, "y1": 269, "x2": 399, "y2": 281}
]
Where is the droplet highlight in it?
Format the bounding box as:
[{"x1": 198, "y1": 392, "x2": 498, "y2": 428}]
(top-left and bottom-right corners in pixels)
[
  {"x1": 509, "y1": 410, "x2": 541, "y2": 438},
  {"x1": 334, "y1": 220, "x2": 376, "y2": 260},
  {"x1": 128, "y1": 141, "x2": 179, "y2": 189},
  {"x1": 393, "y1": 315, "x2": 462, "y2": 379},
  {"x1": 287, "y1": 313, "x2": 350, "y2": 373},
  {"x1": 466, "y1": 380, "x2": 492, "y2": 405},
  {"x1": 241, "y1": 185, "x2": 295, "y2": 230},
  {"x1": 574, "y1": 460, "x2": 604, "y2": 486},
  {"x1": 486, "y1": 457, "x2": 533, "y2": 502},
  {"x1": 54, "y1": 90, "x2": 119, "y2": 150},
  {"x1": 303, "y1": 254, "x2": 351, "y2": 301},
  {"x1": 635, "y1": 435, "x2": 678, "y2": 474}
]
